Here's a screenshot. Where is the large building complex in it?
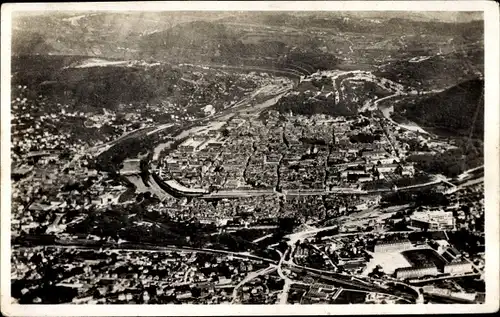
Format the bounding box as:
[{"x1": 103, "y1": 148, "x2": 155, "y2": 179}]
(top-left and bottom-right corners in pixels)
[
  {"x1": 374, "y1": 240, "x2": 413, "y2": 253},
  {"x1": 394, "y1": 248, "x2": 474, "y2": 280},
  {"x1": 409, "y1": 210, "x2": 455, "y2": 231},
  {"x1": 395, "y1": 265, "x2": 440, "y2": 279}
]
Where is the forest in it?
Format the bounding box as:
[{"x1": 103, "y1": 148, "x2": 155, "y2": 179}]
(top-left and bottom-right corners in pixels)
[{"x1": 395, "y1": 79, "x2": 484, "y2": 138}]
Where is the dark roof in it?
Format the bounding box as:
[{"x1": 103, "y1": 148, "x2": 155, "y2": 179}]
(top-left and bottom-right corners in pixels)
[{"x1": 401, "y1": 249, "x2": 447, "y2": 269}]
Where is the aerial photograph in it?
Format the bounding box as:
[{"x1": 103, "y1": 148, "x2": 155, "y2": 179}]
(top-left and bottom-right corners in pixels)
[{"x1": 8, "y1": 9, "x2": 486, "y2": 306}]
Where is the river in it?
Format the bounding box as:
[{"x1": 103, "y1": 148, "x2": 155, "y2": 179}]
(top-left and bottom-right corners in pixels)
[{"x1": 377, "y1": 99, "x2": 430, "y2": 135}]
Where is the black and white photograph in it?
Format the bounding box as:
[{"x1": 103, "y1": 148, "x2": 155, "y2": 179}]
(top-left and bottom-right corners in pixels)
[{"x1": 1, "y1": 1, "x2": 499, "y2": 315}]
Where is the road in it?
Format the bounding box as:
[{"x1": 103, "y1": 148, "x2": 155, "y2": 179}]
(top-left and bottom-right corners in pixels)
[
  {"x1": 276, "y1": 248, "x2": 294, "y2": 305},
  {"x1": 460, "y1": 165, "x2": 484, "y2": 176},
  {"x1": 16, "y1": 242, "x2": 278, "y2": 264},
  {"x1": 197, "y1": 63, "x2": 305, "y2": 79},
  {"x1": 197, "y1": 168, "x2": 484, "y2": 199},
  {"x1": 286, "y1": 259, "x2": 421, "y2": 303},
  {"x1": 113, "y1": 80, "x2": 293, "y2": 199},
  {"x1": 253, "y1": 233, "x2": 274, "y2": 243},
  {"x1": 310, "y1": 244, "x2": 337, "y2": 271},
  {"x1": 231, "y1": 264, "x2": 277, "y2": 304},
  {"x1": 409, "y1": 272, "x2": 480, "y2": 284},
  {"x1": 73, "y1": 64, "x2": 483, "y2": 301},
  {"x1": 201, "y1": 179, "x2": 436, "y2": 198},
  {"x1": 272, "y1": 240, "x2": 402, "y2": 301},
  {"x1": 273, "y1": 217, "x2": 433, "y2": 303},
  {"x1": 285, "y1": 225, "x2": 444, "y2": 245},
  {"x1": 454, "y1": 176, "x2": 483, "y2": 190}
]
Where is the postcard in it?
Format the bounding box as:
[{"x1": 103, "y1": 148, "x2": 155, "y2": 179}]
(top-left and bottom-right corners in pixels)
[{"x1": 1, "y1": 1, "x2": 498, "y2": 315}]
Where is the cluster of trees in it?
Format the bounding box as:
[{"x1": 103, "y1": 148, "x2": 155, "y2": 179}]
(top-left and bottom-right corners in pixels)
[
  {"x1": 299, "y1": 137, "x2": 327, "y2": 146},
  {"x1": 64, "y1": 201, "x2": 283, "y2": 256},
  {"x1": 447, "y1": 228, "x2": 485, "y2": 255},
  {"x1": 278, "y1": 50, "x2": 339, "y2": 72},
  {"x1": 381, "y1": 189, "x2": 449, "y2": 207},
  {"x1": 95, "y1": 135, "x2": 157, "y2": 173},
  {"x1": 13, "y1": 282, "x2": 79, "y2": 304},
  {"x1": 396, "y1": 79, "x2": 484, "y2": 138},
  {"x1": 311, "y1": 76, "x2": 333, "y2": 90},
  {"x1": 403, "y1": 138, "x2": 431, "y2": 152},
  {"x1": 391, "y1": 174, "x2": 432, "y2": 187},
  {"x1": 375, "y1": 47, "x2": 483, "y2": 91},
  {"x1": 349, "y1": 132, "x2": 381, "y2": 143},
  {"x1": 350, "y1": 118, "x2": 371, "y2": 129},
  {"x1": 408, "y1": 138, "x2": 483, "y2": 178},
  {"x1": 315, "y1": 227, "x2": 339, "y2": 239},
  {"x1": 23, "y1": 60, "x2": 181, "y2": 111},
  {"x1": 13, "y1": 54, "x2": 261, "y2": 120},
  {"x1": 140, "y1": 20, "x2": 338, "y2": 74},
  {"x1": 273, "y1": 93, "x2": 357, "y2": 117},
  {"x1": 209, "y1": 233, "x2": 254, "y2": 253}
]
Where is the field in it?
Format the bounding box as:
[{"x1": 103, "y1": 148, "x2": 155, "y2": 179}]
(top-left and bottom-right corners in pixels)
[
  {"x1": 362, "y1": 251, "x2": 411, "y2": 276},
  {"x1": 401, "y1": 248, "x2": 447, "y2": 268}
]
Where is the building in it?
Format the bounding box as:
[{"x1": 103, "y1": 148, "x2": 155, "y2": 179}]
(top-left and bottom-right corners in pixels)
[
  {"x1": 302, "y1": 284, "x2": 338, "y2": 302},
  {"x1": 401, "y1": 165, "x2": 415, "y2": 177},
  {"x1": 374, "y1": 240, "x2": 413, "y2": 253},
  {"x1": 264, "y1": 154, "x2": 281, "y2": 165},
  {"x1": 441, "y1": 247, "x2": 461, "y2": 262},
  {"x1": 178, "y1": 138, "x2": 205, "y2": 153},
  {"x1": 340, "y1": 258, "x2": 366, "y2": 271},
  {"x1": 176, "y1": 291, "x2": 193, "y2": 300},
  {"x1": 362, "y1": 150, "x2": 387, "y2": 161},
  {"x1": 341, "y1": 167, "x2": 366, "y2": 179},
  {"x1": 394, "y1": 265, "x2": 439, "y2": 279},
  {"x1": 443, "y1": 261, "x2": 473, "y2": 275},
  {"x1": 409, "y1": 210, "x2": 455, "y2": 231},
  {"x1": 401, "y1": 248, "x2": 447, "y2": 269},
  {"x1": 95, "y1": 191, "x2": 122, "y2": 206},
  {"x1": 205, "y1": 142, "x2": 224, "y2": 150},
  {"x1": 377, "y1": 163, "x2": 400, "y2": 173},
  {"x1": 357, "y1": 174, "x2": 374, "y2": 183}
]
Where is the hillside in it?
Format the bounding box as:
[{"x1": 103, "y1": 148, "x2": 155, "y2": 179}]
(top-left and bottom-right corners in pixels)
[
  {"x1": 139, "y1": 21, "x2": 340, "y2": 71},
  {"x1": 375, "y1": 48, "x2": 483, "y2": 90},
  {"x1": 11, "y1": 54, "x2": 268, "y2": 121},
  {"x1": 217, "y1": 12, "x2": 483, "y2": 37},
  {"x1": 395, "y1": 78, "x2": 484, "y2": 138},
  {"x1": 139, "y1": 21, "x2": 240, "y2": 62},
  {"x1": 13, "y1": 12, "x2": 483, "y2": 77}
]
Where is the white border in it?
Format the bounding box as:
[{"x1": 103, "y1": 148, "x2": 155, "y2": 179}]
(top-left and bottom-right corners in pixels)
[
  {"x1": 1, "y1": 1, "x2": 499, "y2": 316},
  {"x1": 0, "y1": 1, "x2": 498, "y2": 12}
]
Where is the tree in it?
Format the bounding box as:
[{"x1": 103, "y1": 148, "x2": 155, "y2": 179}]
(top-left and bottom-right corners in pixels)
[{"x1": 221, "y1": 128, "x2": 230, "y2": 137}]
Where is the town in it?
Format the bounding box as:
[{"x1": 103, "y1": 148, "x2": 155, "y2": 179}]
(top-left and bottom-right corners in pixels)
[{"x1": 11, "y1": 69, "x2": 485, "y2": 305}]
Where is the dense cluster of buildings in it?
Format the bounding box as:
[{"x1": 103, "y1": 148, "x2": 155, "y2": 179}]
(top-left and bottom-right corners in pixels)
[
  {"x1": 156, "y1": 110, "x2": 421, "y2": 194},
  {"x1": 10, "y1": 64, "x2": 485, "y2": 306},
  {"x1": 145, "y1": 195, "x2": 281, "y2": 225},
  {"x1": 11, "y1": 246, "x2": 270, "y2": 304},
  {"x1": 234, "y1": 274, "x2": 283, "y2": 304}
]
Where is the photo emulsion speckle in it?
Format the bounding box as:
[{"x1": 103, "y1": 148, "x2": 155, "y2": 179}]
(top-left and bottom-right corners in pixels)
[{"x1": 2, "y1": 4, "x2": 497, "y2": 313}]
